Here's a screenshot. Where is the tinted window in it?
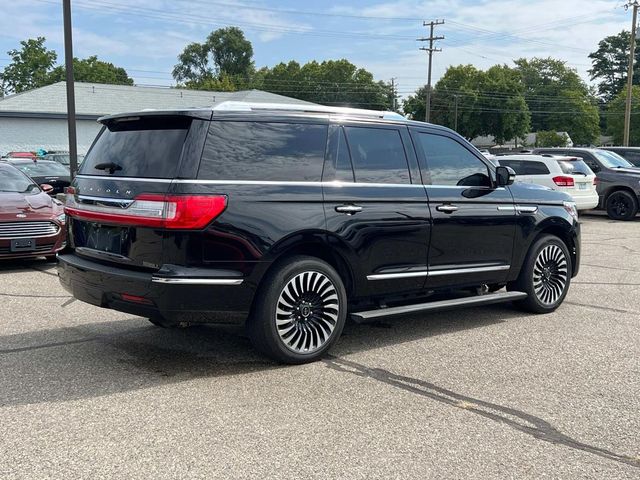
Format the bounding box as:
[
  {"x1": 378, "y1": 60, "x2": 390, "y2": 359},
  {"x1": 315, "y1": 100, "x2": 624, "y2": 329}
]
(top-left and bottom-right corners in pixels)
[
  {"x1": 592, "y1": 150, "x2": 634, "y2": 168},
  {"x1": 622, "y1": 151, "x2": 640, "y2": 166},
  {"x1": 417, "y1": 133, "x2": 490, "y2": 186},
  {"x1": 343, "y1": 126, "x2": 410, "y2": 184},
  {"x1": 0, "y1": 166, "x2": 36, "y2": 193},
  {"x1": 80, "y1": 116, "x2": 190, "y2": 178},
  {"x1": 199, "y1": 121, "x2": 327, "y2": 181},
  {"x1": 498, "y1": 160, "x2": 550, "y2": 175}
]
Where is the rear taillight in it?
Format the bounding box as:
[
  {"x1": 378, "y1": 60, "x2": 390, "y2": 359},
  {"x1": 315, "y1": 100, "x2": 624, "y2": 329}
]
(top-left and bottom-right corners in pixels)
[
  {"x1": 552, "y1": 176, "x2": 575, "y2": 187},
  {"x1": 64, "y1": 193, "x2": 227, "y2": 229}
]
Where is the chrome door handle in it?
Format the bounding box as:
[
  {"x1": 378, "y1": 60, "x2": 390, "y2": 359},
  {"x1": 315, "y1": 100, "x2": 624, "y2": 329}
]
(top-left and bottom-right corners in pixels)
[
  {"x1": 335, "y1": 205, "x2": 363, "y2": 215},
  {"x1": 436, "y1": 204, "x2": 458, "y2": 213}
]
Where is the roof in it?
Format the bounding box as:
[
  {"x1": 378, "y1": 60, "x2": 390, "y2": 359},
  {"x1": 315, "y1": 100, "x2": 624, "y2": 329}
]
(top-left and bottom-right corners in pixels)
[{"x1": 0, "y1": 82, "x2": 314, "y2": 118}]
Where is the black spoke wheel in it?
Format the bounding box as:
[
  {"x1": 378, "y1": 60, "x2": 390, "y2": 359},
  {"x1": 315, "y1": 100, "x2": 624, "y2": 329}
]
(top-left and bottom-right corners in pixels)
[
  {"x1": 248, "y1": 256, "x2": 347, "y2": 364},
  {"x1": 606, "y1": 190, "x2": 638, "y2": 221},
  {"x1": 509, "y1": 235, "x2": 572, "y2": 313}
]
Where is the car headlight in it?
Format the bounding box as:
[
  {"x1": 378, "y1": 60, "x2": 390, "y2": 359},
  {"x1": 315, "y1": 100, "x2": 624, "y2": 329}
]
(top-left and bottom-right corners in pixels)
[
  {"x1": 56, "y1": 213, "x2": 66, "y2": 224},
  {"x1": 563, "y1": 201, "x2": 578, "y2": 221}
]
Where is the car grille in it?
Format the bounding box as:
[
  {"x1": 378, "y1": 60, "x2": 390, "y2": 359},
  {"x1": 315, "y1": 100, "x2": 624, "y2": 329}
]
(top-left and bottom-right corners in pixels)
[
  {"x1": 0, "y1": 221, "x2": 60, "y2": 239},
  {"x1": 0, "y1": 242, "x2": 55, "y2": 255}
]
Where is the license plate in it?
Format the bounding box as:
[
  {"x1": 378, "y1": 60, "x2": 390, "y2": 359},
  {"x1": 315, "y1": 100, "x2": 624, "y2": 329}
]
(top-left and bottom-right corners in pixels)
[
  {"x1": 83, "y1": 224, "x2": 124, "y2": 254},
  {"x1": 11, "y1": 238, "x2": 36, "y2": 252},
  {"x1": 577, "y1": 183, "x2": 588, "y2": 190}
]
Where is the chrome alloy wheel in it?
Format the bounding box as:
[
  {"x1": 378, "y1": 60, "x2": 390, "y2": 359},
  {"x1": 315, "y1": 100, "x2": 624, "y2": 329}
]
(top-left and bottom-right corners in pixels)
[
  {"x1": 533, "y1": 244, "x2": 568, "y2": 305},
  {"x1": 275, "y1": 271, "x2": 339, "y2": 354}
]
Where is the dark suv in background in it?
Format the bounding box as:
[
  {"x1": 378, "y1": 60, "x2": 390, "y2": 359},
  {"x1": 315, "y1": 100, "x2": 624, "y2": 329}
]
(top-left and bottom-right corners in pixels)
[
  {"x1": 59, "y1": 103, "x2": 581, "y2": 363},
  {"x1": 534, "y1": 147, "x2": 640, "y2": 220}
]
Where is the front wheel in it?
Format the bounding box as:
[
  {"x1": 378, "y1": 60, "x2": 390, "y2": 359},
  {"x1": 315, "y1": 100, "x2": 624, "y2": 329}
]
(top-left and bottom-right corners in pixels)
[
  {"x1": 247, "y1": 256, "x2": 347, "y2": 364},
  {"x1": 606, "y1": 190, "x2": 638, "y2": 221},
  {"x1": 509, "y1": 235, "x2": 572, "y2": 313}
]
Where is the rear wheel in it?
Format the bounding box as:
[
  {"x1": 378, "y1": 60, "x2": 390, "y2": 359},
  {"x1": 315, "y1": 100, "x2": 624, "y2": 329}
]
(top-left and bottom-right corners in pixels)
[
  {"x1": 606, "y1": 190, "x2": 638, "y2": 221},
  {"x1": 509, "y1": 235, "x2": 572, "y2": 313},
  {"x1": 247, "y1": 256, "x2": 347, "y2": 364}
]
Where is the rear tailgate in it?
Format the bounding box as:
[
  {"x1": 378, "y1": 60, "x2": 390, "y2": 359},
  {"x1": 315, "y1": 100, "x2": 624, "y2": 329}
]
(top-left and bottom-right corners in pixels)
[{"x1": 66, "y1": 115, "x2": 208, "y2": 270}]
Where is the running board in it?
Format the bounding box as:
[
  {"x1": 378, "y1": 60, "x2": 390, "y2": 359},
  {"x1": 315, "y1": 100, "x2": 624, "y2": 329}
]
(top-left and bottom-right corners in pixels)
[{"x1": 350, "y1": 291, "x2": 528, "y2": 323}]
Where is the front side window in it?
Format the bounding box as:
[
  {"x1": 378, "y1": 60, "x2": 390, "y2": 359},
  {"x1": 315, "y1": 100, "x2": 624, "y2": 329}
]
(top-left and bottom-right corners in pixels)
[
  {"x1": 343, "y1": 126, "x2": 410, "y2": 184},
  {"x1": 417, "y1": 133, "x2": 490, "y2": 187},
  {"x1": 200, "y1": 121, "x2": 328, "y2": 181}
]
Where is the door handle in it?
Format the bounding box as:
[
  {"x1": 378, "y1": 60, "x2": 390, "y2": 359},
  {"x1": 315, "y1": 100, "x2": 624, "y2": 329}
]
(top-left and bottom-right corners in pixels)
[
  {"x1": 436, "y1": 204, "x2": 458, "y2": 213},
  {"x1": 335, "y1": 204, "x2": 363, "y2": 215}
]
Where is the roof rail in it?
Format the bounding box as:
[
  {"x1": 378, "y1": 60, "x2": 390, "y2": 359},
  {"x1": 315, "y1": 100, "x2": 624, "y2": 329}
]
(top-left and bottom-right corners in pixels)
[{"x1": 212, "y1": 101, "x2": 407, "y2": 121}]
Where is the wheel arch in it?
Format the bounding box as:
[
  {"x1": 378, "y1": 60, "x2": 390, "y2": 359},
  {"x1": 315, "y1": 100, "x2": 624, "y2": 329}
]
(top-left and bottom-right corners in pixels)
[
  {"x1": 530, "y1": 219, "x2": 578, "y2": 277},
  {"x1": 603, "y1": 185, "x2": 639, "y2": 206}
]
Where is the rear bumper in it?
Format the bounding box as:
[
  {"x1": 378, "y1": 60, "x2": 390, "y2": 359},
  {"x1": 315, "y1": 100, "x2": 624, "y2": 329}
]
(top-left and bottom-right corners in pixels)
[
  {"x1": 573, "y1": 192, "x2": 599, "y2": 211},
  {"x1": 57, "y1": 253, "x2": 256, "y2": 325}
]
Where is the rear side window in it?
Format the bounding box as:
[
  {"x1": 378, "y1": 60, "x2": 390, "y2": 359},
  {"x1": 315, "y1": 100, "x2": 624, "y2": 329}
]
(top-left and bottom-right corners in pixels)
[
  {"x1": 498, "y1": 160, "x2": 550, "y2": 175},
  {"x1": 557, "y1": 159, "x2": 592, "y2": 175},
  {"x1": 199, "y1": 121, "x2": 328, "y2": 181},
  {"x1": 80, "y1": 116, "x2": 191, "y2": 178},
  {"x1": 417, "y1": 133, "x2": 490, "y2": 186},
  {"x1": 343, "y1": 126, "x2": 410, "y2": 184}
]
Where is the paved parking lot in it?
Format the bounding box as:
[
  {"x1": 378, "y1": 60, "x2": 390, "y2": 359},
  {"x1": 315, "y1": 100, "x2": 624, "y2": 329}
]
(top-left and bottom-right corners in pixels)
[{"x1": 0, "y1": 213, "x2": 639, "y2": 479}]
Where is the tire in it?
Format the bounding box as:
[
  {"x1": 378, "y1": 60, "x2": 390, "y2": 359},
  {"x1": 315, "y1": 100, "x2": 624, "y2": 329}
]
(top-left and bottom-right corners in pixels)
[
  {"x1": 606, "y1": 190, "x2": 638, "y2": 221},
  {"x1": 247, "y1": 256, "x2": 347, "y2": 364},
  {"x1": 147, "y1": 316, "x2": 180, "y2": 328},
  {"x1": 508, "y1": 234, "x2": 572, "y2": 313}
]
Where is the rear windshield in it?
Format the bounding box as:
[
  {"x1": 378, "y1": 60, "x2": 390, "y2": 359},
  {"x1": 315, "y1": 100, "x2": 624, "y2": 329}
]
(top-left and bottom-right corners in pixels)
[
  {"x1": 80, "y1": 116, "x2": 191, "y2": 178},
  {"x1": 15, "y1": 161, "x2": 70, "y2": 177},
  {"x1": 557, "y1": 159, "x2": 592, "y2": 175}
]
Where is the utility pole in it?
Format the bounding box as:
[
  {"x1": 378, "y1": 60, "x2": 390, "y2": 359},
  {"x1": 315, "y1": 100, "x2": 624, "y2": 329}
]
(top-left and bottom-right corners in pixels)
[
  {"x1": 624, "y1": 2, "x2": 639, "y2": 146},
  {"x1": 62, "y1": 0, "x2": 78, "y2": 178},
  {"x1": 418, "y1": 19, "x2": 444, "y2": 123},
  {"x1": 453, "y1": 94, "x2": 459, "y2": 131},
  {"x1": 390, "y1": 77, "x2": 397, "y2": 111}
]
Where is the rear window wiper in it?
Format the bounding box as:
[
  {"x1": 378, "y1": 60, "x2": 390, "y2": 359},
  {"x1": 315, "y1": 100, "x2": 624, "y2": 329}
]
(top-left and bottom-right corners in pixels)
[{"x1": 93, "y1": 162, "x2": 123, "y2": 174}]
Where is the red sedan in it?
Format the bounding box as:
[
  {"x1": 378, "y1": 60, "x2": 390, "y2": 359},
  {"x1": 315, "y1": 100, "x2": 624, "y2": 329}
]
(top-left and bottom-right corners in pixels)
[{"x1": 0, "y1": 163, "x2": 66, "y2": 261}]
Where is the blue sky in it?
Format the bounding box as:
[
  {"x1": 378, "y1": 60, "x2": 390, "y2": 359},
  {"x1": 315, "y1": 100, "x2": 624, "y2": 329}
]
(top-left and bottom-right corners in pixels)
[{"x1": 0, "y1": 0, "x2": 632, "y2": 99}]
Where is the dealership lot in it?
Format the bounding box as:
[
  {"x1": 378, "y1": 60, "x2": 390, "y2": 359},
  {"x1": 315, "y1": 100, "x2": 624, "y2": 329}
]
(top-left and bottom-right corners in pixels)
[{"x1": 0, "y1": 213, "x2": 638, "y2": 479}]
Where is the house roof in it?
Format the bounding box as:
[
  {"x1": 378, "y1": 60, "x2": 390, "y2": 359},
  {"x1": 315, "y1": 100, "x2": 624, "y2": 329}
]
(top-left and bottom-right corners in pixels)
[{"x1": 0, "y1": 82, "x2": 313, "y2": 119}]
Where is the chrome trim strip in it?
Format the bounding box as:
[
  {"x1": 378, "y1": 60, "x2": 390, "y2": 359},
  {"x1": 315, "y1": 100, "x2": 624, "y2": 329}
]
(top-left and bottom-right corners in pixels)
[
  {"x1": 497, "y1": 205, "x2": 516, "y2": 211},
  {"x1": 367, "y1": 271, "x2": 430, "y2": 281},
  {"x1": 151, "y1": 277, "x2": 244, "y2": 285},
  {"x1": 368, "y1": 264, "x2": 510, "y2": 281},
  {"x1": 77, "y1": 195, "x2": 134, "y2": 205},
  {"x1": 76, "y1": 175, "x2": 174, "y2": 183},
  {"x1": 428, "y1": 265, "x2": 511, "y2": 276}
]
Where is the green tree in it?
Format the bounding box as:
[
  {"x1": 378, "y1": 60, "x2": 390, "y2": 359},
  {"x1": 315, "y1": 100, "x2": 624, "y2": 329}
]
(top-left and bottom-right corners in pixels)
[
  {"x1": 259, "y1": 59, "x2": 394, "y2": 110},
  {"x1": 535, "y1": 130, "x2": 568, "y2": 147},
  {"x1": 606, "y1": 86, "x2": 640, "y2": 145},
  {"x1": 514, "y1": 57, "x2": 600, "y2": 145},
  {"x1": 48, "y1": 55, "x2": 133, "y2": 85},
  {"x1": 0, "y1": 37, "x2": 57, "y2": 95},
  {"x1": 172, "y1": 27, "x2": 254, "y2": 90},
  {"x1": 404, "y1": 64, "x2": 530, "y2": 143},
  {"x1": 589, "y1": 30, "x2": 640, "y2": 102}
]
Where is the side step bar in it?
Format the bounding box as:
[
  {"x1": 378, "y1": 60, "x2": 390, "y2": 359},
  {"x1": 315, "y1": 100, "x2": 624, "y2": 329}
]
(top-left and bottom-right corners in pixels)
[{"x1": 350, "y1": 291, "x2": 528, "y2": 323}]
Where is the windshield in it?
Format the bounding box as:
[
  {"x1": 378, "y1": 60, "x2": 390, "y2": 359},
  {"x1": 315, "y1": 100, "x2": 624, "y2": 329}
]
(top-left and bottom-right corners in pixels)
[
  {"x1": 0, "y1": 167, "x2": 38, "y2": 193},
  {"x1": 49, "y1": 154, "x2": 70, "y2": 165},
  {"x1": 592, "y1": 150, "x2": 634, "y2": 168},
  {"x1": 14, "y1": 161, "x2": 70, "y2": 177}
]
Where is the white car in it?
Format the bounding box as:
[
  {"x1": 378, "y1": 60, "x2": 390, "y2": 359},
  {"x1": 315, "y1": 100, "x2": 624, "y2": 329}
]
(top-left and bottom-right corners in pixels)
[{"x1": 495, "y1": 154, "x2": 599, "y2": 211}]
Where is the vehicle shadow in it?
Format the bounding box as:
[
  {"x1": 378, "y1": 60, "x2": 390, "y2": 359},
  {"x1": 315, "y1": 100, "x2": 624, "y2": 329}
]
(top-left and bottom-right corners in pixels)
[{"x1": 0, "y1": 304, "x2": 521, "y2": 407}]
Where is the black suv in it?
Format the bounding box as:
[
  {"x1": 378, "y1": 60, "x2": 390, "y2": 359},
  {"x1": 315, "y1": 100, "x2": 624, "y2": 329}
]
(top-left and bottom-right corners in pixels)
[
  {"x1": 534, "y1": 147, "x2": 640, "y2": 220},
  {"x1": 59, "y1": 103, "x2": 580, "y2": 363}
]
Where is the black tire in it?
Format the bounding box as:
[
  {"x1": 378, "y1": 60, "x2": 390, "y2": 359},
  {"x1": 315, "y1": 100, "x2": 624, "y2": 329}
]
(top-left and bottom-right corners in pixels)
[
  {"x1": 606, "y1": 190, "x2": 638, "y2": 221},
  {"x1": 147, "y1": 316, "x2": 179, "y2": 328},
  {"x1": 508, "y1": 234, "x2": 572, "y2": 313},
  {"x1": 247, "y1": 255, "x2": 347, "y2": 364}
]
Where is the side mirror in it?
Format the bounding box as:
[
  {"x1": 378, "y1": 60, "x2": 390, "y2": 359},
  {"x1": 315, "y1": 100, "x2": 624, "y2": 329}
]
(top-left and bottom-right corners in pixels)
[
  {"x1": 40, "y1": 183, "x2": 54, "y2": 193},
  {"x1": 495, "y1": 166, "x2": 516, "y2": 187}
]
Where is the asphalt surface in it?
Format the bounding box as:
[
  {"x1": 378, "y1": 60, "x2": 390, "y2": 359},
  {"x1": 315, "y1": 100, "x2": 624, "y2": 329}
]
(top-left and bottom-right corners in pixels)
[{"x1": 0, "y1": 213, "x2": 639, "y2": 479}]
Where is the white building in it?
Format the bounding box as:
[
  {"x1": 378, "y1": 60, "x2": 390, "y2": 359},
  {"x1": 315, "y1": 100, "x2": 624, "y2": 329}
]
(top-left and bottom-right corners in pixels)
[{"x1": 0, "y1": 82, "x2": 313, "y2": 155}]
